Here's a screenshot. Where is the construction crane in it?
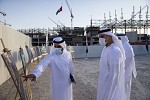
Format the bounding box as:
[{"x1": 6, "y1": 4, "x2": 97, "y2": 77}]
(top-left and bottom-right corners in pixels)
[
  {"x1": 58, "y1": 20, "x2": 66, "y2": 28},
  {"x1": 0, "y1": 11, "x2": 6, "y2": 16},
  {"x1": 65, "y1": 0, "x2": 74, "y2": 34},
  {"x1": 48, "y1": 17, "x2": 61, "y2": 28}
]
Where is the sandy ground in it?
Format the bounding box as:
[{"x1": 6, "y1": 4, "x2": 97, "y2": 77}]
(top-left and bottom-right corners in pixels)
[{"x1": 0, "y1": 55, "x2": 150, "y2": 100}]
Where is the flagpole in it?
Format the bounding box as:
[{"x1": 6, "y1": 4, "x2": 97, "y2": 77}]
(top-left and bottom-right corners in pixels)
[{"x1": 46, "y1": 31, "x2": 49, "y2": 53}]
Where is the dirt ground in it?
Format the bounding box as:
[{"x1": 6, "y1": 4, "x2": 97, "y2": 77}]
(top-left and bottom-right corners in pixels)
[{"x1": 0, "y1": 55, "x2": 150, "y2": 100}]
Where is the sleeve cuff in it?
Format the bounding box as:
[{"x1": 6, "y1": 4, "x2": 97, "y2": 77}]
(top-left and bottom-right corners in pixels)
[{"x1": 32, "y1": 69, "x2": 42, "y2": 80}]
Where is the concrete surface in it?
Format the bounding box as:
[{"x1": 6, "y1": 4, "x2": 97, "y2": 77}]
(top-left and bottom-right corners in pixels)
[{"x1": 0, "y1": 55, "x2": 150, "y2": 100}]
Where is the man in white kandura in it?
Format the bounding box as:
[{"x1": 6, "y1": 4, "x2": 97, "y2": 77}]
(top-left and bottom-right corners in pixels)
[
  {"x1": 23, "y1": 37, "x2": 75, "y2": 100},
  {"x1": 97, "y1": 28, "x2": 125, "y2": 100},
  {"x1": 117, "y1": 34, "x2": 137, "y2": 100}
]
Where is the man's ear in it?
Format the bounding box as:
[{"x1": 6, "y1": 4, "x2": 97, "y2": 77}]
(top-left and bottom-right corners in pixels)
[
  {"x1": 105, "y1": 36, "x2": 111, "y2": 43},
  {"x1": 105, "y1": 36, "x2": 109, "y2": 41}
]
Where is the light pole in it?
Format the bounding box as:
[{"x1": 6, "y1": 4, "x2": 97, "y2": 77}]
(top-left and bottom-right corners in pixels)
[{"x1": 46, "y1": 31, "x2": 49, "y2": 53}]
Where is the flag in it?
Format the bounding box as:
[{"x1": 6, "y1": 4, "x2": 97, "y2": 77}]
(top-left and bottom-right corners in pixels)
[{"x1": 56, "y1": 6, "x2": 62, "y2": 15}]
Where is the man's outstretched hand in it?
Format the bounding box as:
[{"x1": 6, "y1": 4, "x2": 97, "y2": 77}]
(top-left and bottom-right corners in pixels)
[{"x1": 22, "y1": 74, "x2": 36, "y2": 82}]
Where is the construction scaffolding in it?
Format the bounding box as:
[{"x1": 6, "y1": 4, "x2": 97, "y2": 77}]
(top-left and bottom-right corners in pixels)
[
  {"x1": 18, "y1": 6, "x2": 150, "y2": 46},
  {"x1": 90, "y1": 5, "x2": 150, "y2": 35},
  {"x1": 18, "y1": 27, "x2": 85, "y2": 46}
]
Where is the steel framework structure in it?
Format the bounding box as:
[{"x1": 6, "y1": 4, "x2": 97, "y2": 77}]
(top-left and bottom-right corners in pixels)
[{"x1": 90, "y1": 5, "x2": 150, "y2": 34}]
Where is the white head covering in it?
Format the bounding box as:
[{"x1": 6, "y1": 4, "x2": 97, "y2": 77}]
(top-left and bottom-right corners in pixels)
[
  {"x1": 98, "y1": 28, "x2": 126, "y2": 60},
  {"x1": 116, "y1": 34, "x2": 134, "y2": 56},
  {"x1": 50, "y1": 37, "x2": 67, "y2": 54},
  {"x1": 119, "y1": 35, "x2": 129, "y2": 44},
  {"x1": 117, "y1": 34, "x2": 137, "y2": 78}
]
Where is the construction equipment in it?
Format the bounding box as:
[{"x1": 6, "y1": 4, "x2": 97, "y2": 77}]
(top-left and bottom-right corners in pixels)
[{"x1": 65, "y1": 0, "x2": 74, "y2": 34}]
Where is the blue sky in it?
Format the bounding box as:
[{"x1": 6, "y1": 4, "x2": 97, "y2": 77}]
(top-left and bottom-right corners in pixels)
[{"x1": 0, "y1": 0, "x2": 149, "y2": 29}]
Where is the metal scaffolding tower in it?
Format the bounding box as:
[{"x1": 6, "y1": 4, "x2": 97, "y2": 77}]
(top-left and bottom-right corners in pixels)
[{"x1": 90, "y1": 5, "x2": 150, "y2": 35}]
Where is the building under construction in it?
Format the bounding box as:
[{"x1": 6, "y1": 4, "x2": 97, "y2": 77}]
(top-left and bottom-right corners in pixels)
[
  {"x1": 87, "y1": 5, "x2": 150, "y2": 45},
  {"x1": 18, "y1": 27, "x2": 89, "y2": 46},
  {"x1": 18, "y1": 5, "x2": 150, "y2": 46}
]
